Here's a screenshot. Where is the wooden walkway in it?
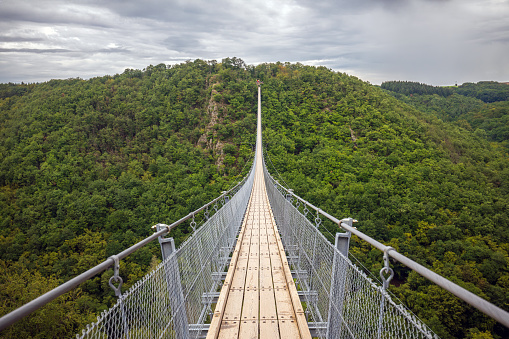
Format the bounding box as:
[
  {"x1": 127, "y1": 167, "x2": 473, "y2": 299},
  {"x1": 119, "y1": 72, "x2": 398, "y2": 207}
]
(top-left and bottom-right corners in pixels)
[{"x1": 207, "y1": 86, "x2": 311, "y2": 339}]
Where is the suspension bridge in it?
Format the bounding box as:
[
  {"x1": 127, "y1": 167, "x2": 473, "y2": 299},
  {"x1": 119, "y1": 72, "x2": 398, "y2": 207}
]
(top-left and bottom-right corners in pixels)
[{"x1": 1, "y1": 84, "x2": 508, "y2": 338}]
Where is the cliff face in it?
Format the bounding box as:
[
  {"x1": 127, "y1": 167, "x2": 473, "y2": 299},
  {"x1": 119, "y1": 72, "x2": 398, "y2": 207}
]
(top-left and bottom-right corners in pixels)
[{"x1": 199, "y1": 80, "x2": 226, "y2": 167}]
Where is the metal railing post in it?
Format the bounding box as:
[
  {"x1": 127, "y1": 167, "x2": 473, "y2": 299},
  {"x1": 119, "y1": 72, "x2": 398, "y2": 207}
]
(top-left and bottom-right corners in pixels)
[
  {"x1": 158, "y1": 224, "x2": 177, "y2": 261},
  {"x1": 156, "y1": 224, "x2": 190, "y2": 339},
  {"x1": 326, "y1": 220, "x2": 352, "y2": 339},
  {"x1": 335, "y1": 224, "x2": 352, "y2": 258}
]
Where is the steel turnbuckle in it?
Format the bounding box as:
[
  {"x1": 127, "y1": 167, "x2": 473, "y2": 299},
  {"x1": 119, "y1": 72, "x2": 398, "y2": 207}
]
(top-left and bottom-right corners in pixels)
[
  {"x1": 303, "y1": 205, "x2": 309, "y2": 217},
  {"x1": 315, "y1": 210, "x2": 322, "y2": 228},
  {"x1": 380, "y1": 247, "x2": 395, "y2": 290},
  {"x1": 108, "y1": 255, "x2": 123, "y2": 297},
  {"x1": 204, "y1": 206, "x2": 210, "y2": 221},
  {"x1": 287, "y1": 189, "x2": 294, "y2": 203}
]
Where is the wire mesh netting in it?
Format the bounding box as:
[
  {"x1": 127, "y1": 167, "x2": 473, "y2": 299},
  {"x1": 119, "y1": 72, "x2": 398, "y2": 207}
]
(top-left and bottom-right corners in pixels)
[
  {"x1": 77, "y1": 150, "x2": 438, "y2": 339},
  {"x1": 263, "y1": 165, "x2": 439, "y2": 339},
  {"x1": 77, "y1": 160, "x2": 256, "y2": 339}
]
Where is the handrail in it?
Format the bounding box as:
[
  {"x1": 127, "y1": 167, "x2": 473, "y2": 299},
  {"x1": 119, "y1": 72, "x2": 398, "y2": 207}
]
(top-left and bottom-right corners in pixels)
[
  {"x1": 265, "y1": 163, "x2": 509, "y2": 329},
  {"x1": 0, "y1": 167, "x2": 253, "y2": 332}
]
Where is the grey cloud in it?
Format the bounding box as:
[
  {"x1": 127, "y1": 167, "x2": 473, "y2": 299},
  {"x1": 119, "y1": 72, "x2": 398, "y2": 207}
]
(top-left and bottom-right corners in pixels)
[
  {"x1": 95, "y1": 47, "x2": 131, "y2": 54},
  {"x1": 98, "y1": 0, "x2": 236, "y2": 28},
  {"x1": 163, "y1": 35, "x2": 202, "y2": 53},
  {"x1": 0, "y1": 48, "x2": 72, "y2": 53},
  {"x1": 0, "y1": 36, "x2": 43, "y2": 42},
  {"x1": 294, "y1": 0, "x2": 407, "y2": 14},
  {"x1": 0, "y1": 0, "x2": 508, "y2": 85},
  {"x1": 0, "y1": 1, "x2": 113, "y2": 28}
]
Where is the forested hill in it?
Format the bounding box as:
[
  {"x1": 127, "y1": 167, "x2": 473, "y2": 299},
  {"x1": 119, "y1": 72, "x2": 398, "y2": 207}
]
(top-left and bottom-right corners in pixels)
[
  {"x1": 381, "y1": 81, "x2": 509, "y2": 150},
  {"x1": 260, "y1": 69, "x2": 509, "y2": 338},
  {"x1": 0, "y1": 59, "x2": 257, "y2": 337},
  {"x1": 0, "y1": 60, "x2": 508, "y2": 338}
]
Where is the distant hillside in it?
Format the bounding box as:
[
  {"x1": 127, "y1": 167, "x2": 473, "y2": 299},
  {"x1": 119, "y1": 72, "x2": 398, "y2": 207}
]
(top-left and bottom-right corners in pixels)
[
  {"x1": 454, "y1": 81, "x2": 509, "y2": 103},
  {"x1": 382, "y1": 81, "x2": 509, "y2": 150},
  {"x1": 381, "y1": 80, "x2": 509, "y2": 103},
  {"x1": 1, "y1": 60, "x2": 508, "y2": 338},
  {"x1": 381, "y1": 80, "x2": 453, "y2": 97}
]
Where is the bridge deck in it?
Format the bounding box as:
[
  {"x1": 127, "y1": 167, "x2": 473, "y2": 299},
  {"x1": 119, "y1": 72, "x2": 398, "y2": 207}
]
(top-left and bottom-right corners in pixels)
[
  {"x1": 207, "y1": 159, "x2": 311, "y2": 339},
  {"x1": 207, "y1": 84, "x2": 311, "y2": 338}
]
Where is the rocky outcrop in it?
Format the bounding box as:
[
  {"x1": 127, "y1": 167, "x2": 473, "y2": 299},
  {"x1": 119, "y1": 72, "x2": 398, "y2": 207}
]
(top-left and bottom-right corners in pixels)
[{"x1": 198, "y1": 81, "x2": 226, "y2": 167}]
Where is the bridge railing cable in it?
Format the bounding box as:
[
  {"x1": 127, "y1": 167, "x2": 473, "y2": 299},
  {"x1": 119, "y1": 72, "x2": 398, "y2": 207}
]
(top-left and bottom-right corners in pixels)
[
  {"x1": 0, "y1": 159, "x2": 256, "y2": 335},
  {"x1": 262, "y1": 158, "x2": 509, "y2": 334}
]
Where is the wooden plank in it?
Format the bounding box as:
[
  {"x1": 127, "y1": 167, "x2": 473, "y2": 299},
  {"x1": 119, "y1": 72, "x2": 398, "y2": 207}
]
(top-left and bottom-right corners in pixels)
[
  {"x1": 231, "y1": 259, "x2": 248, "y2": 289},
  {"x1": 260, "y1": 319, "x2": 280, "y2": 339},
  {"x1": 241, "y1": 289, "x2": 259, "y2": 321},
  {"x1": 259, "y1": 250, "x2": 270, "y2": 260},
  {"x1": 278, "y1": 319, "x2": 301, "y2": 339},
  {"x1": 259, "y1": 288, "x2": 277, "y2": 320},
  {"x1": 239, "y1": 320, "x2": 258, "y2": 339},
  {"x1": 271, "y1": 268, "x2": 286, "y2": 285},
  {"x1": 294, "y1": 312, "x2": 311, "y2": 338},
  {"x1": 209, "y1": 138, "x2": 312, "y2": 338},
  {"x1": 274, "y1": 286, "x2": 295, "y2": 320},
  {"x1": 207, "y1": 196, "x2": 251, "y2": 339},
  {"x1": 218, "y1": 320, "x2": 240, "y2": 339},
  {"x1": 244, "y1": 265, "x2": 258, "y2": 289},
  {"x1": 223, "y1": 288, "x2": 244, "y2": 321},
  {"x1": 259, "y1": 266, "x2": 273, "y2": 287}
]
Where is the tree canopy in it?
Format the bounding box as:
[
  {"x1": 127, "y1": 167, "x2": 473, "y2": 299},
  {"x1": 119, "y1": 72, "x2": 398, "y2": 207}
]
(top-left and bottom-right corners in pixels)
[{"x1": 1, "y1": 59, "x2": 508, "y2": 338}]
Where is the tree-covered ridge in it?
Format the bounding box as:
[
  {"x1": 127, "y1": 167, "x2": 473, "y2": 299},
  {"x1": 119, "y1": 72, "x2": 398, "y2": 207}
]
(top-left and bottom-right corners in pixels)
[
  {"x1": 0, "y1": 83, "x2": 34, "y2": 99},
  {"x1": 381, "y1": 80, "x2": 454, "y2": 97},
  {"x1": 385, "y1": 87, "x2": 509, "y2": 150},
  {"x1": 381, "y1": 80, "x2": 509, "y2": 104},
  {"x1": 455, "y1": 81, "x2": 509, "y2": 103},
  {"x1": 0, "y1": 59, "x2": 257, "y2": 337},
  {"x1": 259, "y1": 64, "x2": 509, "y2": 338}
]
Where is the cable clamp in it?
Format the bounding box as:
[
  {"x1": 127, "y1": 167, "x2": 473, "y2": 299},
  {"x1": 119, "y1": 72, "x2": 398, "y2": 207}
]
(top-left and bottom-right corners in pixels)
[
  {"x1": 190, "y1": 213, "x2": 197, "y2": 231},
  {"x1": 380, "y1": 246, "x2": 395, "y2": 290},
  {"x1": 108, "y1": 255, "x2": 123, "y2": 297}
]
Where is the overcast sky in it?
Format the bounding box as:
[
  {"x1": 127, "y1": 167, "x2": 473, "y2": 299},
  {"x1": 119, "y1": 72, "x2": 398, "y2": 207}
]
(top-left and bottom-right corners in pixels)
[{"x1": 0, "y1": 0, "x2": 508, "y2": 85}]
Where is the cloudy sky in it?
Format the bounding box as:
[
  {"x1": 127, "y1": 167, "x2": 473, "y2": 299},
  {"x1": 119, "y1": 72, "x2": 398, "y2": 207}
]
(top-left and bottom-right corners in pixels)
[{"x1": 0, "y1": 0, "x2": 508, "y2": 85}]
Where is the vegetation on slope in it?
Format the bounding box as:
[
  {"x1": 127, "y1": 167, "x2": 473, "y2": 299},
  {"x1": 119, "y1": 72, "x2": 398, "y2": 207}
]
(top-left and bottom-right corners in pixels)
[
  {"x1": 381, "y1": 80, "x2": 454, "y2": 97},
  {"x1": 382, "y1": 80, "x2": 509, "y2": 103},
  {"x1": 0, "y1": 59, "x2": 256, "y2": 337},
  {"x1": 454, "y1": 81, "x2": 509, "y2": 103},
  {"x1": 385, "y1": 92, "x2": 509, "y2": 151},
  {"x1": 261, "y1": 64, "x2": 509, "y2": 338},
  {"x1": 0, "y1": 59, "x2": 508, "y2": 338}
]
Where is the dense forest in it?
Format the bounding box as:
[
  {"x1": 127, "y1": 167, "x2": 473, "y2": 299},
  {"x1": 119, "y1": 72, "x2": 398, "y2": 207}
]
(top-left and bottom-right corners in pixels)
[
  {"x1": 382, "y1": 83, "x2": 509, "y2": 151},
  {"x1": 260, "y1": 70, "x2": 509, "y2": 338},
  {"x1": 1, "y1": 59, "x2": 508, "y2": 338},
  {"x1": 0, "y1": 59, "x2": 257, "y2": 337},
  {"x1": 381, "y1": 81, "x2": 454, "y2": 97},
  {"x1": 381, "y1": 80, "x2": 509, "y2": 103}
]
